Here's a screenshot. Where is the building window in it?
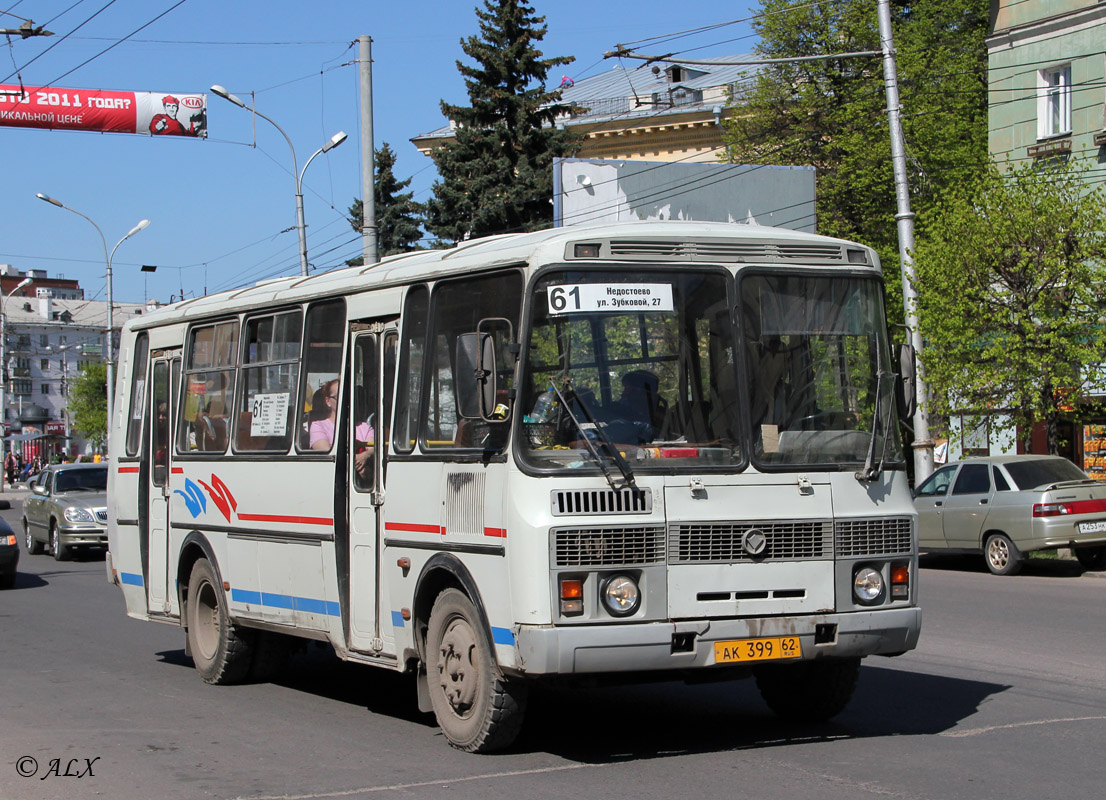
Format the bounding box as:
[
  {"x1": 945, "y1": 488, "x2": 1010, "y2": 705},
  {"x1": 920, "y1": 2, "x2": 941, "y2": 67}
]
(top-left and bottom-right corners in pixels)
[
  {"x1": 41, "y1": 384, "x2": 49, "y2": 395},
  {"x1": 11, "y1": 380, "x2": 30, "y2": 396},
  {"x1": 40, "y1": 359, "x2": 49, "y2": 370},
  {"x1": 40, "y1": 334, "x2": 49, "y2": 348},
  {"x1": 1039, "y1": 64, "x2": 1072, "y2": 138}
]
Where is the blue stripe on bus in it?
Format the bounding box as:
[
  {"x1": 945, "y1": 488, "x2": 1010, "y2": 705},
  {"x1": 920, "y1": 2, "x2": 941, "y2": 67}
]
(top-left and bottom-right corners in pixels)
[
  {"x1": 391, "y1": 610, "x2": 405, "y2": 627},
  {"x1": 491, "y1": 627, "x2": 514, "y2": 646},
  {"x1": 120, "y1": 572, "x2": 144, "y2": 587},
  {"x1": 230, "y1": 588, "x2": 340, "y2": 617}
]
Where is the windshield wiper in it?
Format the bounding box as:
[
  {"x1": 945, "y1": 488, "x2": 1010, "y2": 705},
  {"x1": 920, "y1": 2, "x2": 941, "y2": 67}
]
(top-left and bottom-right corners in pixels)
[
  {"x1": 548, "y1": 381, "x2": 637, "y2": 491},
  {"x1": 856, "y1": 369, "x2": 892, "y2": 483}
]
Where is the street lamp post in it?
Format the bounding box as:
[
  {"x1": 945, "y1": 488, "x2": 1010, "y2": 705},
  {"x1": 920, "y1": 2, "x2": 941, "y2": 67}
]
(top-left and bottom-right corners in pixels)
[
  {"x1": 1, "y1": 277, "x2": 33, "y2": 492},
  {"x1": 35, "y1": 193, "x2": 149, "y2": 452},
  {"x1": 210, "y1": 85, "x2": 347, "y2": 276}
]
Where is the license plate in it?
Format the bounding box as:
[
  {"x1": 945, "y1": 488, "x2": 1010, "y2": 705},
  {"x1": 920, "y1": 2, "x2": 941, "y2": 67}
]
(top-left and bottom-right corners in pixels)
[
  {"x1": 1078, "y1": 521, "x2": 1106, "y2": 534},
  {"x1": 714, "y1": 636, "x2": 802, "y2": 664}
]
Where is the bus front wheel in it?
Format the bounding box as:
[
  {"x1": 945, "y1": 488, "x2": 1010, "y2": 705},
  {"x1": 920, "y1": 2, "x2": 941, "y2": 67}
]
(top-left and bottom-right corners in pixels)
[
  {"x1": 755, "y1": 657, "x2": 860, "y2": 721},
  {"x1": 186, "y1": 558, "x2": 254, "y2": 685},
  {"x1": 425, "y1": 588, "x2": 527, "y2": 753}
]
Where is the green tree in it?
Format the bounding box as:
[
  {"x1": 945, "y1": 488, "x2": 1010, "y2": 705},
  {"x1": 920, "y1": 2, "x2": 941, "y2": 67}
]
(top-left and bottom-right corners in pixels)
[
  {"x1": 425, "y1": 0, "x2": 581, "y2": 243},
  {"x1": 347, "y1": 142, "x2": 425, "y2": 264},
  {"x1": 722, "y1": 0, "x2": 989, "y2": 311},
  {"x1": 69, "y1": 361, "x2": 108, "y2": 452},
  {"x1": 912, "y1": 160, "x2": 1106, "y2": 455}
]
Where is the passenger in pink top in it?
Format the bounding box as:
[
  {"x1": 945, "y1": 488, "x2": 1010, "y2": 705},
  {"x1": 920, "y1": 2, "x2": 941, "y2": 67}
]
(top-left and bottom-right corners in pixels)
[{"x1": 309, "y1": 379, "x2": 373, "y2": 474}]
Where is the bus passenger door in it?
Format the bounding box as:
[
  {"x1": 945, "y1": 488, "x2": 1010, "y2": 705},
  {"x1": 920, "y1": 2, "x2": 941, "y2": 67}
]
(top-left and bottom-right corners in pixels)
[
  {"x1": 347, "y1": 324, "x2": 397, "y2": 654},
  {"x1": 145, "y1": 354, "x2": 178, "y2": 614}
]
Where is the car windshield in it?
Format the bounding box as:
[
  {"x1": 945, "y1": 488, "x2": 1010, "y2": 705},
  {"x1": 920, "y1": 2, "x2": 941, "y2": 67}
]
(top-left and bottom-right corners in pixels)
[
  {"x1": 1003, "y1": 459, "x2": 1089, "y2": 490},
  {"x1": 520, "y1": 268, "x2": 741, "y2": 471},
  {"x1": 742, "y1": 274, "x2": 903, "y2": 467},
  {"x1": 53, "y1": 467, "x2": 108, "y2": 493}
]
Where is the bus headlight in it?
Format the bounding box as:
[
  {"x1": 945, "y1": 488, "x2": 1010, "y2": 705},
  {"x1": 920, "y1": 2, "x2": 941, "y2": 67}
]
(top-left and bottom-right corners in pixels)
[
  {"x1": 853, "y1": 566, "x2": 884, "y2": 605},
  {"x1": 601, "y1": 574, "x2": 640, "y2": 617}
]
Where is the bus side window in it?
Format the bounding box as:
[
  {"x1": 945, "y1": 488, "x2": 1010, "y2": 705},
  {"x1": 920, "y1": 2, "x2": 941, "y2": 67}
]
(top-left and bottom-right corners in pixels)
[
  {"x1": 423, "y1": 271, "x2": 521, "y2": 450},
  {"x1": 296, "y1": 300, "x2": 346, "y2": 453},
  {"x1": 394, "y1": 286, "x2": 429, "y2": 454},
  {"x1": 179, "y1": 321, "x2": 239, "y2": 454},
  {"x1": 235, "y1": 310, "x2": 302, "y2": 453},
  {"x1": 125, "y1": 333, "x2": 149, "y2": 456}
]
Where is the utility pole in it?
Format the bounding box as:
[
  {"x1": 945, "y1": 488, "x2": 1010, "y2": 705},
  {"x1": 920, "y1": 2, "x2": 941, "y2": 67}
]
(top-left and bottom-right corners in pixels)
[
  {"x1": 877, "y1": 0, "x2": 933, "y2": 483},
  {"x1": 359, "y1": 35, "x2": 379, "y2": 265}
]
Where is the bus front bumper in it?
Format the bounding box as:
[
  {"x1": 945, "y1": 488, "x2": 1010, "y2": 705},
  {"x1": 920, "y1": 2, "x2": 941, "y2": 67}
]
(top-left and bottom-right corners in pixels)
[{"x1": 513, "y1": 606, "x2": 921, "y2": 676}]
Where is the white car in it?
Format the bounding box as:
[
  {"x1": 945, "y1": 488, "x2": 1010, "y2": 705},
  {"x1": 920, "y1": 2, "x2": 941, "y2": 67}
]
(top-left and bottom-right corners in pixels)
[{"x1": 914, "y1": 455, "x2": 1106, "y2": 575}]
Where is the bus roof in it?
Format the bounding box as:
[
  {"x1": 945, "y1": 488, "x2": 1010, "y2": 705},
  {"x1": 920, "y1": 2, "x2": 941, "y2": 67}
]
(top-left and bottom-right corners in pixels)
[{"x1": 127, "y1": 220, "x2": 877, "y2": 330}]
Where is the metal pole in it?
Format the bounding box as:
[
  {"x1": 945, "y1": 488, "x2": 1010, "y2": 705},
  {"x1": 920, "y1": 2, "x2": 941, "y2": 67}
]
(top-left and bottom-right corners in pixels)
[
  {"x1": 877, "y1": 0, "x2": 933, "y2": 482},
  {"x1": 359, "y1": 35, "x2": 379, "y2": 265}
]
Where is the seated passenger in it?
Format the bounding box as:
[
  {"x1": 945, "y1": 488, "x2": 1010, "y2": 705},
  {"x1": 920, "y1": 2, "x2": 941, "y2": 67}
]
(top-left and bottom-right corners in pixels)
[
  {"x1": 605, "y1": 370, "x2": 664, "y2": 444},
  {"x1": 309, "y1": 379, "x2": 374, "y2": 473}
]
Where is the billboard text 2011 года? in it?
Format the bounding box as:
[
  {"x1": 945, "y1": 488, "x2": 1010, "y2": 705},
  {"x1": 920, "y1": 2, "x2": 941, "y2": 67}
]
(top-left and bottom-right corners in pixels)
[{"x1": 0, "y1": 84, "x2": 206, "y2": 138}]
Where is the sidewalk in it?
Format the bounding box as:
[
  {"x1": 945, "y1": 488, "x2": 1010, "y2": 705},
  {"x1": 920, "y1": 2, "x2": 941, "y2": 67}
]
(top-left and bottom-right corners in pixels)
[{"x1": 0, "y1": 482, "x2": 30, "y2": 509}]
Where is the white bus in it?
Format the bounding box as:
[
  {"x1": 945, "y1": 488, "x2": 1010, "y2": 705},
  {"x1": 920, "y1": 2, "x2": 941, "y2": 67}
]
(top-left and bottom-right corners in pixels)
[{"x1": 107, "y1": 220, "x2": 921, "y2": 752}]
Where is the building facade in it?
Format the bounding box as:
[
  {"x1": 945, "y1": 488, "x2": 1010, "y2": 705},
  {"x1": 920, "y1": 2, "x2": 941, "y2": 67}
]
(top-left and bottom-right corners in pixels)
[{"x1": 2, "y1": 271, "x2": 151, "y2": 460}]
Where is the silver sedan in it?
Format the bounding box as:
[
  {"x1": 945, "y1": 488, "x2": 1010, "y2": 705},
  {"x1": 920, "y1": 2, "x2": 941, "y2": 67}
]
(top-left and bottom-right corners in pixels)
[
  {"x1": 22, "y1": 463, "x2": 109, "y2": 561},
  {"x1": 914, "y1": 455, "x2": 1106, "y2": 575}
]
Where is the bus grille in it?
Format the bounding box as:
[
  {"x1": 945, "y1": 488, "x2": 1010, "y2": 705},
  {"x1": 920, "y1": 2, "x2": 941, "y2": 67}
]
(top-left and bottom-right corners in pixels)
[
  {"x1": 835, "y1": 517, "x2": 913, "y2": 556},
  {"x1": 550, "y1": 488, "x2": 652, "y2": 516},
  {"x1": 554, "y1": 526, "x2": 666, "y2": 567},
  {"x1": 668, "y1": 520, "x2": 833, "y2": 563}
]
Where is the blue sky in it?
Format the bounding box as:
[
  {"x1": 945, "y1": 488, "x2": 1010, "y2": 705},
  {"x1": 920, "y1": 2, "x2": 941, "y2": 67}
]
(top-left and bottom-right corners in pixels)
[{"x1": 0, "y1": 1, "x2": 758, "y2": 305}]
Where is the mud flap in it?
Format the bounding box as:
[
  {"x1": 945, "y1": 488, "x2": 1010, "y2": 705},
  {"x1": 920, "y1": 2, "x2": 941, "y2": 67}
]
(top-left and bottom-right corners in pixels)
[{"x1": 416, "y1": 665, "x2": 432, "y2": 712}]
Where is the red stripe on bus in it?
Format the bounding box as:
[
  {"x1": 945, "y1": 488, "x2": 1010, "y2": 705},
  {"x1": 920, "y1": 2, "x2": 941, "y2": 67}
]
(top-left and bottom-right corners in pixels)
[
  {"x1": 171, "y1": 467, "x2": 184, "y2": 474},
  {"x1": 237, "y1": 513, "x2": 333, "y2": 526},
  {"x1": 484, "y1": 527, "x2": 507, "y2": 538},
  {"x1": 385, "y1": 522, "x2": 444, "y2": 535},
  {"x1": 118, "y1": 466, "x2": 140, "y2": 473}
]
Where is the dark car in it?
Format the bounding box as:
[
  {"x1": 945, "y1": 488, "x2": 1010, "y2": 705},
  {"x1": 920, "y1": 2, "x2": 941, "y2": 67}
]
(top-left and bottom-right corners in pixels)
[
  {"x1": 0, "y1": 515, "x2": 17, "y2": 588},
  {"x1": 22, "y1": 463, "x2": 108, "y2": 561},
  {"x1": 914, "y1": 455, "x2": 1106, "y2": 575}
]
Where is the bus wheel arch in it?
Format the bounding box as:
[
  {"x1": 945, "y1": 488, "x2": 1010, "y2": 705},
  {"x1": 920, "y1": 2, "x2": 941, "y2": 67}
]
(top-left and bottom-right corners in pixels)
[{"x1": 411, "y1": 554, "x2": 492, "y2": 666}]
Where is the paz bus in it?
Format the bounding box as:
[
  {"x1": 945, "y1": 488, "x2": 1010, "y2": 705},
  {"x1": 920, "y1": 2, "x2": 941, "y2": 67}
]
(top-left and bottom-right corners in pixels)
[{"x1": 107, "y1": 220, "x2": 921, "y2": 752}]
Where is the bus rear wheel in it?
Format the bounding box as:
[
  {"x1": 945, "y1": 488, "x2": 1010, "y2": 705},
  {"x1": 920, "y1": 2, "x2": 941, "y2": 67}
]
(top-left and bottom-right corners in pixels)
[
  {"x1": 186, "y1": 558, "x2": 253, "y2": 685},
  {"x1": 755, "y1": 657, "x2": 861, "y2": 722},
  {"x1": 425, "y1": 588, "x2": 527, "y2": 753}
]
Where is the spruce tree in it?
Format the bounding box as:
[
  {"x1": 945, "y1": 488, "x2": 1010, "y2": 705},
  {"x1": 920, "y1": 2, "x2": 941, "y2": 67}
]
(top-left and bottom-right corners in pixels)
[
  {"x1": 347, "y1": 142, "x2": 425, "y2": 263},
  {"x1": 425, "y1": 0, "x2": 580, "y2": 243}
]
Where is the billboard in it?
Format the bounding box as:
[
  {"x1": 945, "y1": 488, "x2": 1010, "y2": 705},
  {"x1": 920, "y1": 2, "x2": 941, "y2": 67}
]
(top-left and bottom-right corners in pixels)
[
  {"x1": 0, "y1": 85, "x2": 206, "y2": 137},
  {"x1": 554, "y1": 158, "x2": 816, "y2": 232}
]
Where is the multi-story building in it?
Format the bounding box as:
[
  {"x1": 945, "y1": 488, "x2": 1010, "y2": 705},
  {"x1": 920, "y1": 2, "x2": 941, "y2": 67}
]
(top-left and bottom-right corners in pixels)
[{"x1": 1, "y1": 268, "x2": 151, "y2": 460}]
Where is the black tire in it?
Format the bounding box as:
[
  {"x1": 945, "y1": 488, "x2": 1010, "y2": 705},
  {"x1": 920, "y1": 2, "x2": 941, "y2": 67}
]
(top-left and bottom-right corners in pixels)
[
  {"x1": 185, "y1": 558, "x2": 254, "y2": 685},
  {"x1": 984, "y1": 532, "x2": 1022, "y2": 576},
  {"x1": 425, "y1": 588, "x2": 527, "y2": 753},
  {"x1": 1075, "y1": 546, "x2": 1106, "y2": 571},
  {"x1": 23, "y1": 519, "x2": 43, "y2": 555},
  {"x1": 50, "y1": 523, "x2": 69, "y2": 562},
  {"x1": 755, "y1": 657, "x2": 861, "y2": 722}
]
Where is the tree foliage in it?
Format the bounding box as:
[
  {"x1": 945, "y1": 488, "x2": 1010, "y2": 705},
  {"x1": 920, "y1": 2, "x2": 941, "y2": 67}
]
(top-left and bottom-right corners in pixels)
[
  {"x1": 425, "y1": 0, "x2": 581, "y2": 243},
  {"x1": 69, "y1": 361, "x2": 108, "y2": 452},
  {"x1": 722, "y1": 0, "x2": 990, "y2": 313},
  {"x1": 347, "y1": 142, "x2": 425, "y2": 264},
  {"x1": 912, "y1": 160, "x2": 1106, "y2": 454}
]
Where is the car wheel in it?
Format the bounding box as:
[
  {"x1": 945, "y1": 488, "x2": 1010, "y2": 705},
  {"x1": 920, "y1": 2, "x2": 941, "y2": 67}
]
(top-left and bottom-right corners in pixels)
[
  {"x1": 755, "y1": 657, "x2": 861, "y2": 721},
  {"x1": 23, "y1": 519, "x2": 43, "y2": 555},
  {"x1": 984, "y1": 532, "x2": 1022, "y2": 576},
  {"x1": 50, "y1": 522, "x2": 69, "y2": 562},
  {"x1": 425, "y1": 588, "x2": 527, "y2": 753},
  {"x1": 1074, "y1": 546, "x2": 1106, "y2": 571},
  {"x1": 185, "y1": 558, "x2": 254, "y2": 685}
]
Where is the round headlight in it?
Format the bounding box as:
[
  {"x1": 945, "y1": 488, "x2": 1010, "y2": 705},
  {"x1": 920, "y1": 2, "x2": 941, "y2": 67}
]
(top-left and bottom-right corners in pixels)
[
  {"x1": 853, "y1": 566, "x2": 884, "y2": 604},
  {"x1": 601, "y1": 574, "x2": 641, "y2": 617},
  {"x1": 64, "y1": 507, "x2": 95, "y2": 523}
]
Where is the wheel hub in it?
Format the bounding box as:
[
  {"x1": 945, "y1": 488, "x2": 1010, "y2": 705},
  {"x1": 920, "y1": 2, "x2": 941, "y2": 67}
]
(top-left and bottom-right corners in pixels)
[{"x1": 437, "y1": 618, "x2": 478, "y2": 715}]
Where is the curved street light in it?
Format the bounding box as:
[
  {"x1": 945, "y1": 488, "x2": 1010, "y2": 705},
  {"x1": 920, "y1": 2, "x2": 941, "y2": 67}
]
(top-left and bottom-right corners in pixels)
[
  {"x1": 211, "y1": 85, "x2": 347, "y2": 276},
  {"x1": 35, "y1": 193, "x2": 149, "y2": 450}
]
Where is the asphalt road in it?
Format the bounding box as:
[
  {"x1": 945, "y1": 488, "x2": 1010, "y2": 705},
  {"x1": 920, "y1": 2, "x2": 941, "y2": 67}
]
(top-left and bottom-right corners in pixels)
[{"x1": 2, "y1": 494, "x2": 1104, "y2": 800}]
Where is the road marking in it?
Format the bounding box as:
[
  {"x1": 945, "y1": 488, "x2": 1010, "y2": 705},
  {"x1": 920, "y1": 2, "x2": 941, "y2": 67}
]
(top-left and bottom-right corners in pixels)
[
  {"x1": 941, "y1": 715, "x2": 1106, "y2": 738},
  {"x1": 232, "y1": 763, "x2": 610, "y2": 800}
]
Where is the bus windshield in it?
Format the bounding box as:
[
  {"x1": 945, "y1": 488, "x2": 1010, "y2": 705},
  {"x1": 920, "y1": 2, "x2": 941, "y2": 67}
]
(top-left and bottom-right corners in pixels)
[
  {"x1": 520, "y1": 269, "x2": 741, "y2": 471},
  {"x1": 742, "y1": 273, "x2": 903, "y2": 468}
]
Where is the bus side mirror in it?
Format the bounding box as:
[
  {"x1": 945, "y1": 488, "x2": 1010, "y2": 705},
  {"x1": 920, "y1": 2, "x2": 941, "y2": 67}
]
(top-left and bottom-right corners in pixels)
[
  {"x1": 455, "y1": 332, "x2": 487, "y2": 420},
  {"x1": 896, "y1": 343, "x2": 917, "y2": 420}
]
